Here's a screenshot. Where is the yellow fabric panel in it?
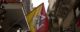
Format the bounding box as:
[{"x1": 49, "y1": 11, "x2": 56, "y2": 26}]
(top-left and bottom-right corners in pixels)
[{"x1": 26, "y1": 3, "x2": 43, "y2": 32}]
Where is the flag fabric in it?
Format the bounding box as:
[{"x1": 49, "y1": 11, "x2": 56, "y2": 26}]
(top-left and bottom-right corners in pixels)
[
  {"x1": 26, "y1": 4, "x2": 43, "y2": 32},
  {"x1": 36, "y1": 3, "x2": 49, "y2": 32}
]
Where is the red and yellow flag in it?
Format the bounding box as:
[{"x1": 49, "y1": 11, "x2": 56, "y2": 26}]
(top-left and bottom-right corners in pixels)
[
  {"x1": 36, "y1": 3, "x2": 49, "y2": 32},
  {"x1": 25, "y1": 3, "x2": 43, "y2": 32}
]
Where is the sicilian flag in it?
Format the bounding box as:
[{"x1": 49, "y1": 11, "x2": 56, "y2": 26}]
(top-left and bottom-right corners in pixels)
[
  {"x1": 26, "y1": 4, "x2": 43, "y2": 32},
  {"x1": 36, "y1": 3, "x2": 49, "y2": 32}
]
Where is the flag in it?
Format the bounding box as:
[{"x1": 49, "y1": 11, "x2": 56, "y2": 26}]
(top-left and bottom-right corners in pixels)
[
  {"x1": 25, "y1": 4, "x2": 43, "y2": 32},
  {"x1": 36, "y1": 3, "x2": 49, "y2": 32}
]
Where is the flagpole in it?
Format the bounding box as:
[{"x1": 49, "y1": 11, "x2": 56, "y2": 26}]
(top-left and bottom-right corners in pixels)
[{"x1": 22, "y1": 7, "x2": 30, "y2": 32}]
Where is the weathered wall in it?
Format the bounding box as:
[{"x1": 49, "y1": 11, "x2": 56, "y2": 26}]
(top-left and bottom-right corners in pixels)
[{"x1": 2, "y1": 9, "x2": 27, "y2": 32}]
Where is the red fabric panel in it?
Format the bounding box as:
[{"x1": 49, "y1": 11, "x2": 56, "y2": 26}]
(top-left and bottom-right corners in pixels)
[{"x1": 36, "y1": 3, "x2": 49, "y2": 32}]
